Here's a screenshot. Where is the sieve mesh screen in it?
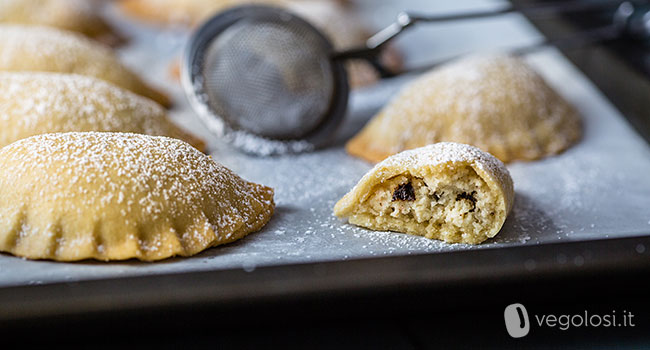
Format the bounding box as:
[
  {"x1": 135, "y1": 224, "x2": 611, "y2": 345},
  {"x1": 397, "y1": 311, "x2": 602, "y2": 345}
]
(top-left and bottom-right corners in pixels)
[{"x1": 201, "y1": 18, "x2": 335, "y2": 139}]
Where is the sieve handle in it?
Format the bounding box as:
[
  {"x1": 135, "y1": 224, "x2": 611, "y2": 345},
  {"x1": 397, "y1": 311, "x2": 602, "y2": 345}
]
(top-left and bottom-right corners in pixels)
[
  {"x1": 392, "y1": 1, "x2": 648, "y2": 76},
  {"x1": 401, "y1": 23, "x2": 623, "y2": 76},
  {"x1": 333, "y1": 0, "x2": 630, "y2": 62}
]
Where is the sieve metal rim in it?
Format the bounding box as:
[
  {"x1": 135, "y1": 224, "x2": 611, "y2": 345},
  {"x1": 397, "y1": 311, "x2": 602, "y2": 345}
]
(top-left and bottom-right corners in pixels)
[{"x1": 182, "y1": 5, "x2": 349, "y2": 155}]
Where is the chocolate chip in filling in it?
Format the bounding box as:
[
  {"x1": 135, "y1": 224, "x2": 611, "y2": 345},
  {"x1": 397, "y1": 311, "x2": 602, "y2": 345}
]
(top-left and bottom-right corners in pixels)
[
  {"x1": 456, "y1": 191, "x2": 477, "y2": 212},
  {"x1": 392, "y1": 182, "x2": 415, "y2": 201}
]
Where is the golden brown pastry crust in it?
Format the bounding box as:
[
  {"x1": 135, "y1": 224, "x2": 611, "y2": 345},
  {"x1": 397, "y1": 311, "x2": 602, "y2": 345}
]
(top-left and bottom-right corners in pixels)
[
  {"x1": 0, "y1": 25, "x2": 170, "y2": 107},
  {"x1": 0, "y1": 0, "x2": 122, "y2": 46},
  {"x1": 0, "y1": 72, "x2": 203, "y2": 151},
  {"x1": 118, "y1": 0, "x2": 285, "y2": 25},
  {"x1": 0, "y1": 132, "x2": 274, "y2": 261},
  {"x1": 346, "y1": 54, "x2": 582, "y2": 163}
]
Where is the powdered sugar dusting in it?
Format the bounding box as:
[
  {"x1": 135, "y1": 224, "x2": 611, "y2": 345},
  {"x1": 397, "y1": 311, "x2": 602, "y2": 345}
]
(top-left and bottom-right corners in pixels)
[
  {"x1": 0, "y1": 25, "x2": 115, "y2": 72},
  {"x1": 370, "y1": 142, "x2": 512, "y2": 202},
  {"x1": 359, "y1": 53, "x2": 581, "y2": 162},
  {"x1": 189, "y1": 75, "x2": 315, "y2": 156},
  {"x1": 0, "y1": 0, "x2": 96, "y2": 29},
  {"x1": 0, "y1": 132, "x2": 274, "y2": 260},
  {"x1": 0, "y1": 72, "x2": 177, "y2": 147},
  {"x1": 334, "y1": 142, "x2": 514, "y2": 231},
  {"x1": 0, "y1": 0, "x2": 649, "y2": 285},
  {"x1": 379, "y1": 142, "x2": 510, "y2": 181},
  {"x1": 0, "y1": 0, "x2": 117, "y2": 47},
  {"x1": 0, "y1": 24, "x2": 166, "y2": 105}
]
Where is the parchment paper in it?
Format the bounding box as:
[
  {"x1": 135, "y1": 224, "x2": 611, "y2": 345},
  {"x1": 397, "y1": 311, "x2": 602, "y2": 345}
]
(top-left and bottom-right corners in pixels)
[{"x1": 0, "y1": 0, "x2": 648, "y2": 288}]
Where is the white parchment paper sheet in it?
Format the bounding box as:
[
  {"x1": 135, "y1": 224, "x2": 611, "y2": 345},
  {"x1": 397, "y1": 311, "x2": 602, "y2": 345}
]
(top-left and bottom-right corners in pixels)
[{"x1": 0, "y1": 0, "x2": 648, "y2": 287}]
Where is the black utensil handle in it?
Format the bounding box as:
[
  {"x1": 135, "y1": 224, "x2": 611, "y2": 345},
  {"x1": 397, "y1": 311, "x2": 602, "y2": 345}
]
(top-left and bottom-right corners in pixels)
[
  {"x1": 394, "y1": 23, "x2": 622, "y2": 78},
  {"x1": 393, "y1": 1, "x2": 645, "y2": 77},
  {"x1": 335, "y1": 1, "x2": 650, "y2": 79},
  {"x1": 333, "y1": 0, "x2": 627, "y2": 61},
  {"x1": 405, "y1": 0, "x2": 626, "y2": 24}
]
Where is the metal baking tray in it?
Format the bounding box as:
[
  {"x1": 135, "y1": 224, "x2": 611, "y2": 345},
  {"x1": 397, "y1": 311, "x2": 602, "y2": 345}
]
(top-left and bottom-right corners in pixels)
[{"x1": 1, "y1": 0, "x2": 649, "y2": 326}]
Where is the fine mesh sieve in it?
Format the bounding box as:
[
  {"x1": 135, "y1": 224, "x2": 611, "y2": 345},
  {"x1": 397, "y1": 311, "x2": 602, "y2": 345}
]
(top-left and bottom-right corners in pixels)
[
  {"x1": 182, "y1": 5, "x2": 348, "y2": 155},
  {"x1": 183, "y1": 1, "x2": 648, "y2": 156}
]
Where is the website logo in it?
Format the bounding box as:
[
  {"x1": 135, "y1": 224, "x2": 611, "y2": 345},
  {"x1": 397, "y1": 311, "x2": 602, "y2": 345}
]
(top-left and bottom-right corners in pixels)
[
  {"x1": 504, "y1": 303, "x2": 635, "y2": 338},
  {"x1": 504, "y1": 303, "x2": 530, "y2": 338}
]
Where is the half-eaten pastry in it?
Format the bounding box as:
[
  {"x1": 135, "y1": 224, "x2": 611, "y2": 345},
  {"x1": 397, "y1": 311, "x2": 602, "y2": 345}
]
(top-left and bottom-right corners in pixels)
[{"x1": 335, "y1": 142, "x2": 514, "y2": 244}]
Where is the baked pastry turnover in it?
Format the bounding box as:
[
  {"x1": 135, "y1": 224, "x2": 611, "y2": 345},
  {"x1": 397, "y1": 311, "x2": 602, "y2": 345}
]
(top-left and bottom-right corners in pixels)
[
  {"x1": 0, "y1": 72, "x2": 202, "y2": 150},
  {"x1": 0, "y1": 132, "x2": 275, "y2": 261},
  {"x1": 0, "y1": 25, "x2": 170, "y2": 107},
  {"x1": 0, "y1": 0, "x2": 118, "y2": 45},
  {"x1": 119, "y1": 0, "x2": 285, "y2": 25},
  {"x1": 346, "y1": 54, "x2": 582, "y2": 163},
  {"x1": 335, "y1": 142, "x2": 514, "y2": 244}
]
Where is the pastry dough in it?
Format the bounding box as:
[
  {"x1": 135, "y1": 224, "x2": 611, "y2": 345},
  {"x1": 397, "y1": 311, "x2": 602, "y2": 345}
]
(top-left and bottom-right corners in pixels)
[
  {"x1": 118, "y1": 0, "x2": 286, "y2": 25},
  {"x1": 334, "y1": 142, "x2": 514, "y2": 244},
  {"x1": 346, "y1": 54, "x2": 582, "y2": 163},
  {"x1": 0, "y1": 0, "x2": 119, "y2": 45},
  {"x1": 0, "y1": 132, "x2": 275, "y2": 261},
  {"x1": 0, "y1": 25, "x2": 170, "y2": 107},
  {"x1": 0, "y1": 72, "x2": 203, "y2": 150},
  {"x1": 118, "y1": 0, "x2": 401, "y2": 87}
]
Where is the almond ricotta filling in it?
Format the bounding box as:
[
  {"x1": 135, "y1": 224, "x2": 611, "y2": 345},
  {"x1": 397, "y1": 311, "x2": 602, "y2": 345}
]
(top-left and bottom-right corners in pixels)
[{"x1": 351, "y1": 165, "x2": 502, "y2": 243}]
